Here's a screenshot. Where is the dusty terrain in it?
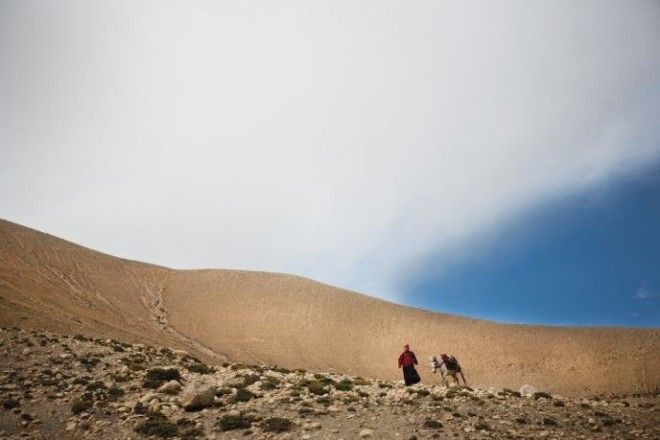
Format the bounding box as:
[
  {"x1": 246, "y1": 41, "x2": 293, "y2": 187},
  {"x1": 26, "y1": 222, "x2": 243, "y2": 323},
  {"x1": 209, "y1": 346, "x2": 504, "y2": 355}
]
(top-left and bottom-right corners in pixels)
[
  {"x1": 1, "y1": 327, "x2": 658, "y2": 440},
  {"x1": 0, "y1": 218, "x2": 658, "y2": 399}
]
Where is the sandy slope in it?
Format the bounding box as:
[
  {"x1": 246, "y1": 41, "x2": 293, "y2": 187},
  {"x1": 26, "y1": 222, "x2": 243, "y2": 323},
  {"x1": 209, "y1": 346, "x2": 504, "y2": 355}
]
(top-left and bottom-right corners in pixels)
[{"x1": 0, "y1": 219, "x2": 658, "y2": 396}]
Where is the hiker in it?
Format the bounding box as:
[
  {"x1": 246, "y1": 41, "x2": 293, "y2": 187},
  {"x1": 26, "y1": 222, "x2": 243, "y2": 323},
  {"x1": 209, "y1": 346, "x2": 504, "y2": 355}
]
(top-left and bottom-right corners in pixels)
[
  {"x1": 430, "y1": 353, "x2": 467, "y2": 386},
  {"x1": 398, "y1": 344, "x2": 421, "y2": 386}
]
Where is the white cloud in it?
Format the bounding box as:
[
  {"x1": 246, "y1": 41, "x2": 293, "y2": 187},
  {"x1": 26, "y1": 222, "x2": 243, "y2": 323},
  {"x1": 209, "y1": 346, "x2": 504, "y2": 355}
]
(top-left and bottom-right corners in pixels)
[
  {"x1": 633, "y1": 288, "x2": 659, "y2": 300},
  {"x1": 1, "y1": 1, "x2": 659, "y2": 300}
]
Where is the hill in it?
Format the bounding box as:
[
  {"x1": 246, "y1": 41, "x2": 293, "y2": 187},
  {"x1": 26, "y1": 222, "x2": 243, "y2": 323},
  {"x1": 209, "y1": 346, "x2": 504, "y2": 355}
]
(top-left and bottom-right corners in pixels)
[{"x1": 0, "y1": 219, "x2": 658, "y2": 396}]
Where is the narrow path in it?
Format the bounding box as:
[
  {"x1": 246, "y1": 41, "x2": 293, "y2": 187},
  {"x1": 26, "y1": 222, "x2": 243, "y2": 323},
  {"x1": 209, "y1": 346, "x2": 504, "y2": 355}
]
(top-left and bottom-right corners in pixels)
[{"x1": 139, "y1": 272, "x2": 225, "y2": 362}]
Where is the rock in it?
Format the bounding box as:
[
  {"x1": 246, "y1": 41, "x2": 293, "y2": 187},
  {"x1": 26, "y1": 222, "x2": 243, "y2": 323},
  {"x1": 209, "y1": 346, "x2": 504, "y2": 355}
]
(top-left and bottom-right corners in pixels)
[
  {"x1": 158, "y1": 380, "x2": 182, "y2": 394},
  {"x1": 139, "y1": 393, "x2": 159, "y2": 404},
  {"x1": 21, "y1": 348, "x2": 31, "y2": 356},
  {"x1": 359, "y1": 428, "x2": 374, "y2": 438},
  {"x1": 65, "y1": 422, "x2": 77, "y2": 432},
  {"x1": 519, "y1": 384, "x2": 537, "y2": 397},
  {"x1": 182, "y1": 387, "x2": 216, "y2": 411}
]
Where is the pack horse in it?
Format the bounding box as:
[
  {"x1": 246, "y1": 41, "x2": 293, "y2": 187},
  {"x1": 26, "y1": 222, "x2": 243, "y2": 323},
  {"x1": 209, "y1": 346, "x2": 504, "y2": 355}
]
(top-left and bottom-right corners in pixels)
[{"x1": 430, "y1": 354, "x2": 467, "y2": 386}]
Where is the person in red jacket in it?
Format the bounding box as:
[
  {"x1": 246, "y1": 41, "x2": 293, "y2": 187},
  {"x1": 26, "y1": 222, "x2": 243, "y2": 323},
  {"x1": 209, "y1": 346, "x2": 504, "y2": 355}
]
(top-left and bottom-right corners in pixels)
[{"x1": 398, "y1": 344, "x2": 421, "y2": 386}]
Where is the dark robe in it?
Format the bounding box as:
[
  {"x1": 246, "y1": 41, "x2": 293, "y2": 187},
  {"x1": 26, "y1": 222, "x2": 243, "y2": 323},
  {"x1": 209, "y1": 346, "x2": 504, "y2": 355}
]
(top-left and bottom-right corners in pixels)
[{"x1": 403, "y1": 364, "x2": 421, "y2": 386}]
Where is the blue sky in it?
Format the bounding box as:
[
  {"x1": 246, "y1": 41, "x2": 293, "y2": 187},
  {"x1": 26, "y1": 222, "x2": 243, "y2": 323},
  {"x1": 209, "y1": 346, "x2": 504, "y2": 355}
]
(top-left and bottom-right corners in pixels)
[{"x1": 403, "y1": 162, "x2": 660, "y2": 327}]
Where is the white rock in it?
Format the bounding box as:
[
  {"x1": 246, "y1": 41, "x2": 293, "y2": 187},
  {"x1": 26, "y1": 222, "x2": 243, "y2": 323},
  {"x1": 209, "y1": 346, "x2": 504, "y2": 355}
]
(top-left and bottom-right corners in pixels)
[
  {"x1": 139, "y1": 393, "x2": 159, "y2": 404},
  {"x1": 359, "y1": 428, "x2": 374, "y2": 438},
  {"x1": 519, "y1": 384, "x2": 537, "y2": 397},
  {"x1": 21, "y1": 348, "x2": 31, "y2": 356},
  {"x1": 158, "y1": 380, "x2": 182, "y2": 394},
  {"x1": 65, "y1": 422, "x2": 77, "y2": 431}
]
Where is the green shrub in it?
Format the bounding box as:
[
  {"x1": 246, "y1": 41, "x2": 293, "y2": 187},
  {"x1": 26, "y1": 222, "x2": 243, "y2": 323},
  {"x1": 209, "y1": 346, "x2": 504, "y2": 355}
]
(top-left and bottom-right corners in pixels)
[
  {"x1": 316, "y1": 395, "x2": 333, "y2": 405},
  {"x1": 313, "y1": 374, "x2": 336, "y2": 386},
  {"x1": 271, "y1": 366, "x2": 291, "y2": 374},
  {"x1": 334, "y1": 379, "x2": 353, "y2": 391},
  {"x1": 216, "y1": 388, "x2": 232, "y2": 396},
  {"x1": 262, "y1": 417, "x2": 293, "y2": 433},
  {"x1": 306, "y1": 381, "x2": 329, "y2": 396},
  {"x1": 533, "y1": 391, "x2": 552, "y2": 399},
  {"x1": 241, "y1": 374, "x2": 260, "y2": 387},
  {"x1": 134, "y1": 412, "x2": 177, "y2": 437},
  {"x1": 122, "y1": 354, "x2": 147, "y2": 371},
  {"x1": 233, "y1": 388, "x2": 256, "y2": 402},
  {"x1": 186, "y1": 363, "x2": 215, "y2": 375},
  {"x1": 378, "y1": 382, "x2": 393, "y2": 389},
  {"x1": 218, "y1": 414, "x2": 250, "y2": 431},
  {"x1": 415, "y1": 389, "x2": 430, "y2": 397},
  {"x1": 143, "y1": 368, "x2": 181, "y2": 389}
]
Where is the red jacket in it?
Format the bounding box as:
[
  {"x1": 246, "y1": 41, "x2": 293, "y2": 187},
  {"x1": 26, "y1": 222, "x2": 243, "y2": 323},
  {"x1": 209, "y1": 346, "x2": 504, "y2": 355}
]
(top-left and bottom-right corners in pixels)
[{"x1": 398, "y1": 350, "x2": 418, "y2": 367}]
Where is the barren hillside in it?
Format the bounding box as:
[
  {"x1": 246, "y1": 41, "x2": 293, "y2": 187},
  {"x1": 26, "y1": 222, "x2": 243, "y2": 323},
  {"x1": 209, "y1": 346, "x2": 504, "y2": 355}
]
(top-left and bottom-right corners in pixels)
[{"x1": 0, "y1": 219, "x2": 658, "y2": 396}]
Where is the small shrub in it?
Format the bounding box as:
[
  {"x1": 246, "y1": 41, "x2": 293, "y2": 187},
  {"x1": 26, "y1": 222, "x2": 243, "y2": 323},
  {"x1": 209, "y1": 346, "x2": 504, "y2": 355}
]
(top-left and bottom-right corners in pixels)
[
  {"x1": 424, "y1": 418, "x2": 443, "y2": 429},
  {"x1": 313, "y1": 374, "x2": 335, "y2": 386},
  {"x1": 378, "y1": 382, "x2": 393, "y2": 389},
  {"x1": 533, "y1": 391, "x2": 552, "y2": 400},
  {"x1": 415, "y1": 389, "x2": 431, "y2": 397},
  {"x1": 306, "y1": 381, "x2": 329, "y2": 396},
  {"x1": 233, "y1": 388, "x2": 256, "y2": 402},
  {"x1": 502, "y1": 388, "x2": 522, "y2": 397},
  {"x1": 353, "y1": 377, "x2": 370, "y2": 386},
  {"x1": 108, "y1": 385, "x2": 125, "y2": 401},
  {"x1": 357, "y1": 390, "x2": 369, "y2": 398},
  {"x1": 110, "y1": 371, "x2": 132, "y2": 383},
  {"x1": 72, "y1": 376, "x2": 90, "y2": 386},
  {"x1": 316, "y1": 395, "x2": 333, "y2": 405},
  {"x1": 271, "y1": 366, "x2": 291, "y2": 374},
  {"x1": 143, "y1": 368, "x2": 181, "y2": 389},
  {"x1": 71, "y1": 398, "x2": 92, "y2": 414},
  {"x1": 186, "y1": 363, "x2": 215, "y2": 375},
  {"x1": 241, "y1": 374, "x2": 260, "y2": 387},
  {"x1": 133, "y1": 401, "x2": 147, "y2": 414},
  {"x1": 134, "y1": 412, "x2": 177, "y2": 438},
  {"x1": 80, "y1": 356, "x2": 101, "y2": 370},
  {"x1": 86, "y1": 381, "x2": 106, "y2": 392},
  {"x1": 474, "y1": 421, "x2": 491, "y2": 431},
  {"x1": 216, "y1": 388, "x2": 232, "y2": 396},
  {"x1": 218, "y1": 414, "x2": 250, "y2": 431},
  {"x1": 262, "y1": 417, "x2": 293, "y2": 433},
  {"x1": 335, "y1": 379, "x2": 353, "y2": 391},
  {"x1": 542, "y1": 417, "x2": 558, "y2": 427},
  {"x1": 260, "y1": 381, "x2": 278, "y2": 391},
  {"x1": 2, "y1": 399, "x2": 20, "y2": 409}
]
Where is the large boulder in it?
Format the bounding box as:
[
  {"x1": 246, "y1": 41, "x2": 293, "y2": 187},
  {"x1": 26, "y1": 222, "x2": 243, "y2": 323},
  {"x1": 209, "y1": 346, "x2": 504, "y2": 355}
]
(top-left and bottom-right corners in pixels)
[{"x1": 182, "y1": 386, "x2": 216, "y2": 411}]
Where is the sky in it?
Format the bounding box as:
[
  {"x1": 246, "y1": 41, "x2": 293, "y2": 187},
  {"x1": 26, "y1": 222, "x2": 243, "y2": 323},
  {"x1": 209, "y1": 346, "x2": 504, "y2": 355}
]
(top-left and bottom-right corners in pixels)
[{"x1": 1, "y1": 1, "x2": 659, "y2": 327}]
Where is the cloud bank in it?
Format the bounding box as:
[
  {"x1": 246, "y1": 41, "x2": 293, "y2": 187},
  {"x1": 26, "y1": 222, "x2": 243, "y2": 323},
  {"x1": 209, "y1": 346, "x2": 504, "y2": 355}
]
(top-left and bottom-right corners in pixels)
[{"x1": 2, "y1": 1, "x2": 660, "y2": 300}]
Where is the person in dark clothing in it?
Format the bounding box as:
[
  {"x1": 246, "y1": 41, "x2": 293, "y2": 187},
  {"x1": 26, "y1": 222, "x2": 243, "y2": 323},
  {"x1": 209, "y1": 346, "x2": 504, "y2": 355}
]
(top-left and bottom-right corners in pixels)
[{"x1": 398, "y1": 344, "x2": 421, "y2": 386}]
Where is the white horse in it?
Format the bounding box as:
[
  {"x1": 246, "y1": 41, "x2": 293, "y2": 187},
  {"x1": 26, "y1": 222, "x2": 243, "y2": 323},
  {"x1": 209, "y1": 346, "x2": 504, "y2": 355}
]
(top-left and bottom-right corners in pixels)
[{"x1": 430, "y1": 354, "x2": 467, "y2": 386}]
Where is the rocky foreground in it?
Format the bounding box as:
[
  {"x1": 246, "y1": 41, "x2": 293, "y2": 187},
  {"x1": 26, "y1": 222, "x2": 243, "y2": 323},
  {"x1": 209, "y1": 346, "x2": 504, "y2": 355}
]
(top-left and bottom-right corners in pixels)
[{"x1": 0, "y1": 328, "x2": 657, "y2": 440}]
